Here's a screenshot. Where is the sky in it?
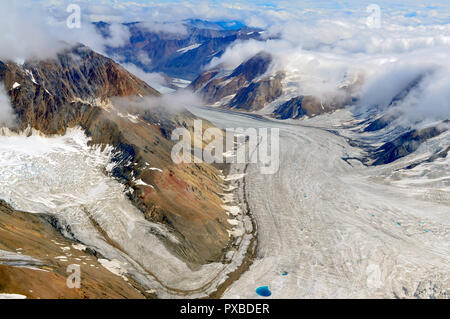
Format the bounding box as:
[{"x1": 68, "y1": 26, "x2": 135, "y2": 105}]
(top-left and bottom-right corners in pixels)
[{"x1": 0, "y1": 0, "x2": 449, "y2": 128}]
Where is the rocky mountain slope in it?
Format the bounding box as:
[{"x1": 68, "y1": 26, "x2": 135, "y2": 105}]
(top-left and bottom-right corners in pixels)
[
  {"x1": 0, "y1": 200, "x2": 149, "y2": 299},
  {"x1": 273, "y1": 94, "x2": 351, "y2": 119},
  {"x1": 189, "y1": 51, "x2": 284, "y2": 110},
  {"x1": 370, "y1": 121, "x2": 449, "y2": 166},
  {"x1": 0, "y1": 44, "x2": 231, "y2": 268}
]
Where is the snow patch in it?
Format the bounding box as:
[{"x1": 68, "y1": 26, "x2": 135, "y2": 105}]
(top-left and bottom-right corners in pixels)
[
  {"x1": 224, "y1": 174, "x2": 246, "y2": 181},
  {"x1": 176, "y1": 43, "x2": 201, "y2": 54},
  {"x1": 135, "y1": 179, "x2": 154, "y2": 188},
  {"x1": 72, "y1": 244, "x2": 87, "y2": 251},
  {"x1": 0, "y1": 293, "x2": 27, "y2": 299},
  {"x1": 24, "y1": 69, "x2": 37, "y2": 85},
  {"x1": 98, "y1": 258, "x2": 128, "y2": 281}
]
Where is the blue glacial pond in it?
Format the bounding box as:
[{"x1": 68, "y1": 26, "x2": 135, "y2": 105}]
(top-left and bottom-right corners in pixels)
[{"x1": 255, "y1": 286, "x2": 272, "y2": 297}]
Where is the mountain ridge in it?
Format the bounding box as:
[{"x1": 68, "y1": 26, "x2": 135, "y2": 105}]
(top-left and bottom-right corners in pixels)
[{"x1": 0, "y1": 44, "x2": 232, "y2": 267}]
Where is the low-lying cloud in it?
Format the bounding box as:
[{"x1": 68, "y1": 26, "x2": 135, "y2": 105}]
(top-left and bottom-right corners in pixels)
[
  {"x1": 140, "y1": 21, "x2": 188, "y2": 36},
  {"x1": 112, "y1": 90, "x2": 203, "y2": 114},
  {"x1": 0, "y1": 84, "x2": 16, "y2": 128},
  {"x1": 121, "y1": 63, "x2": 168, "y2": 91}
]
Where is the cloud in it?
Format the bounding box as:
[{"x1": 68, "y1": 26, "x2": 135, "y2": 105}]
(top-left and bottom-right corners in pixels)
[
  {"x1": 0, "y1": 2, "x2": 67, "y2": 62},
  {"x1": 1, "y1": 0, "x2": 448, "y2": 129},
  {"x1": 208, "y1": 39, "x2": 268, "y2": 70},
  {"x1": 112, "y1": 90, "x2": 203, "y2": 114},
  {"x1": 381, "y1": 65, "x2": 450, "y2": 127},
  {"x1": 348, "y1": 46, "x2": 450, "y2": 127},
  {"x1": 139, "y1": 21, "x2": 188, "y2": 35},
  {"x1": 0, "y1": 83, "x2": 16, "y2": 128},
  {"x1": 101, "y1": 23, "x2": 131, "y2": 48},
  {"x1": 0, "y1": 1, "x2": 132, "y2": 62},
  {"x1": 206, "y1": 7, "x2": 450, "y2": 127},
  {"x1": 121, "y1": 63, "x2": 168, "y2": 90},
  {"x1": 136, "y1": 51, "x2": 152, "y2": 65}
]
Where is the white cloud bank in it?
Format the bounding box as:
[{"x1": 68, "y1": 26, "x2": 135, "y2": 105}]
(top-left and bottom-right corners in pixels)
[
  {"x1": 0, "y1": 1, "x2": 131, "y2": 62},
  {"x1": 112, "y1": 90, "x2": 203, "y2": 114}
]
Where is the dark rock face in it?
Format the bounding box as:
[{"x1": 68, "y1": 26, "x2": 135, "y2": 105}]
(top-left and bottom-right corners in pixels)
[
  {"x1": 274, "y1": 94, "x2": 350, "y2": 119},
  {"x1": 364, "y1": 115, "x2": 392, "y2": 132},
  {"x1": 198, "y1": 74, "x2": 247, "y2": 104},
  {"x1": 230, "y1": 72, "x2": 284, "y2": 111},
  {"x1": 372, "y1": 122, "x2": 448, "y2": 165},
  {"x1": 190, "y1": 51, "x2": 276, "y2": 109},
  {"x1": 273, "y1": 96, "x2": 306, "y2": 119},
  {"x1": 356, "y1": 74, "x2": 448, "y2": 166},
  {"x1": 189, "y1": 70, "x2": 219, "y2": 92},
  {"x1": 389, "y1": 74, "x2": 425, "y2": 107},
  {"x1": 1, "y1": 44, "x2": 159, "y2": 134},
  {"x1": 0, "y1": 44, "x2": 231, "y2": 265},
  {"x1": 31, "y1": 44, "x2": 160, "y2": 99},
  {"x1": 98, "y1": 21, "x2": 263, "y2": 80},
  {"x1": 229, "y1": 52, "x2": 272, "y2": 82},
  {"x1": 191, "y1": 50, "x2": 362, "y2": 116}
]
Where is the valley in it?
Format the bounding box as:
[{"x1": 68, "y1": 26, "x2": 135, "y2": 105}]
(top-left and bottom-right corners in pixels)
[
  {"x1": 189, "y1": 106, "x2": 450, "y2": 298},
  {"x1": 0, "y1": 127, "x2": 255, "y2": 298}
]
